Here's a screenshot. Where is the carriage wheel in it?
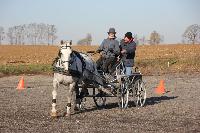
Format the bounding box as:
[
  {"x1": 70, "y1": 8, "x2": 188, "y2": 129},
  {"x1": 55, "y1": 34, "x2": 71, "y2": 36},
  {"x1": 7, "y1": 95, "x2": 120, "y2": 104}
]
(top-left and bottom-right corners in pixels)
[
  {"x1": 117, "y1": 80, "x2": 129, "y2": 109},
  {"x1": 93, "y1": 91, "x2": 106, "y2": 108},
  {"x1": 79, "y1": 97, "x2": 87, "y2": 110},
  {"x1": 131, "y1": 79, "x2": 146, "y2": 107}
]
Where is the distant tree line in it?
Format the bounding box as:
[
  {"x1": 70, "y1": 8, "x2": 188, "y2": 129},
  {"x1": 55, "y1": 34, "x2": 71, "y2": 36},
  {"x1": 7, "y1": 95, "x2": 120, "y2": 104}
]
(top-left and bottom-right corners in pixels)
[
  {"x1": 0, "y1": 23, "x2": 57, "y2": 45},
  {"x1": 77, "y1": 33, "x2": 92, "y2": 45},
  {"x1": 1, "y1": 23, "x2": 199, "y2": 45},
  {"x1": 133, "y1": 23, "x2": 200, "y2": 45},
  {"x1": 134, "y1": 31, "x2": 164, "y2": 45},
  {"x1": 0, "y1": 26, "x2": 5, "y2": 45}
]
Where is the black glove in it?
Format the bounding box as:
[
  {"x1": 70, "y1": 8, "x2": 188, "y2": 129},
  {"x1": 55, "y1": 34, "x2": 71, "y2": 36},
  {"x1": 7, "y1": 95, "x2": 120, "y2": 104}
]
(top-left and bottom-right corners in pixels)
[
  {"x1": 108, "y1": 48, "x2": 114, "y2": 53},
  {"x1": 96, "y1": 49, "x2": 103, "y2": 53}
]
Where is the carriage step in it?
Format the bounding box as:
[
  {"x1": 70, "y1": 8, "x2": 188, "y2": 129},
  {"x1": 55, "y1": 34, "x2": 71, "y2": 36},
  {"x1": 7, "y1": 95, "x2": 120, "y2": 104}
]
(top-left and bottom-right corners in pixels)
[{"x1": 78, "y1": 84, "x2": 94, "y2": 88}]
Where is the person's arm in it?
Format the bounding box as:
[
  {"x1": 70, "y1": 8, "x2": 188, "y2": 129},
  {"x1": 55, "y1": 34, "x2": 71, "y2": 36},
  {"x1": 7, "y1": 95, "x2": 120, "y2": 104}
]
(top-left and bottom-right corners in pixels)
[
  {"x1": 118, "y1": 43, "x2": 123, "y2": 59},
  {"x1": 126, "y1": 42, "x2": 136, "y2": 54},
  {"x1": 120, "y1": 40, "x2": 127, "y2": 54},
  {"x1": 113, "y1": 40, "x2": 120, "y2": 55},
  {"x1": 97, "y1": 39, "x2": 105, "y2": 53}
]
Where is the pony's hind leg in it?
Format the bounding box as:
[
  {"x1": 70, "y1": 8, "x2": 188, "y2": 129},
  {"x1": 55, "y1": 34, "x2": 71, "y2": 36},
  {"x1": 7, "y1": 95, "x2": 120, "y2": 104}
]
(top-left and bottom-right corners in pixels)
[{"x1": 51, "y1": 79, "x2": 58, "y2": 117}]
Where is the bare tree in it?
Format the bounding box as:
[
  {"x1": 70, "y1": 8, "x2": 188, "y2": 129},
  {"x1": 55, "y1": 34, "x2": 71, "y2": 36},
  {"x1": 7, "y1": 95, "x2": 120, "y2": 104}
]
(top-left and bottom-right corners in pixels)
[
  {"x1": 7, "y1": 27, "x2": 14, "y2": 45},
  {"x1": 133, "y1": 34, "x2": 139, "y2": 45},
  {"x1": 31, "y1": 23, "x2": 39, "y2": 45},
  {"x1": 47, "y1": 24, "x2": 57, "y2": 45},
  {"x1": 6, "y1": 25, "x2": 26, "y2": 45},
  {"x1": 7, "y1": 26, "x2": 19, "y2": 45},
  {"x1": 183, "y1": 24, "x2": 200, "y2": 44},
  {"x1": 27, "y1": 23, "x2": 35, "y2": 44},
  {"x1": 149, "y1": 30, "x2": 161, "y2": 45},
  {"x1": 77, "y1": 33, "x2": 92, "y2": 45},
  {"x1": 139, "y1": 36, "x2": 146, "y2": 45},
  {"x1": 6, "y1": 23, "x2": 57, "y2": 45},
  {"x1": 15, "y1": 25, "x2": 26, "y2": 45},
  {"x1": 0, "y1": 26, "x2": 5, "y2": 45},
  {"x1": 86, "y1": 33, "x2": 92, "y2": 45},
  {"x1": 37, "y1": 23, "x2": 47, "y2": 44}
]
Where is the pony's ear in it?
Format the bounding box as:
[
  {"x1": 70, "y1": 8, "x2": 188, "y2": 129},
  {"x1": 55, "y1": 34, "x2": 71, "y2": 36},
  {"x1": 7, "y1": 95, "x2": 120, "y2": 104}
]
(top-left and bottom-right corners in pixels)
[{"x1": 60, "y1": 40, "x2": 64, "y2": 44}]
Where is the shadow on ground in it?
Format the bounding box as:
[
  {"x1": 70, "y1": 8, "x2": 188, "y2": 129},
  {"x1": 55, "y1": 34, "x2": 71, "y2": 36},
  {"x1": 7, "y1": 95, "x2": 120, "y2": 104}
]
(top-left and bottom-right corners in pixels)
[
  {"x1": 144, "y1": 96, "x2": 178, "y2": 106},
  {"x1": 71, "y1": 95, "x2": 179, "y2": 116}
]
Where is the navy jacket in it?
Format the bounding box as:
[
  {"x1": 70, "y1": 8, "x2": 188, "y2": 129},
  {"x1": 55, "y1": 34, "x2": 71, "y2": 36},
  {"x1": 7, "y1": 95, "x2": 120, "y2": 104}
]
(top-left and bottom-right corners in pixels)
[{"x1": 120, "y1": 40, "x2": 136, "y2": 67}]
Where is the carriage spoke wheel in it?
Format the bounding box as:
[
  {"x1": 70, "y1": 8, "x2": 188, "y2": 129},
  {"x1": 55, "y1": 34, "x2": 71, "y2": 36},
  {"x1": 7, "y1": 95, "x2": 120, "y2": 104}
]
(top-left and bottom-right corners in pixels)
[
  {"x1": 93, "y1": 91, "x2": 106, "y2": 108},
  {"x1": 117, "y1": 80, "x2": 129, "y2": 109},
  {"x1": 79, "y1": 97, "x2": 87, "y2": 110},
  {"x1": 133, "y1": 79, "x2": 146, "y2": 107}
]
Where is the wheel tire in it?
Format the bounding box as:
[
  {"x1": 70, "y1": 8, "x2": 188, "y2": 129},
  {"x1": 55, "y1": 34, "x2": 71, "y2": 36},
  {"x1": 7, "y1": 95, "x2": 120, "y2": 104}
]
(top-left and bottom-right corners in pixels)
[
  {"x1": 93, "y1": 91, "x2": 106, "y2": 108},
  {"x1": 79, "y1": 97, "x2": 87, "y2": 110},
  {"x1": 132, "y1": 79, "x2": 146, "y2": 107},
  {"x1": 117, "y1": 80, "x2": 129, "y2": 109}
]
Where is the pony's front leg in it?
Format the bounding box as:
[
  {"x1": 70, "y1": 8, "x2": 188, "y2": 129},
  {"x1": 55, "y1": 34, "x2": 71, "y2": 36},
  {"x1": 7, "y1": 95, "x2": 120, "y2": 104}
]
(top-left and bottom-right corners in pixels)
[
  {"x1": 66, "y1": 82, "x2": 76, "y2": 116},
  {"x1": 51, "y1": 79, "x2": 58, "y2": 117}
]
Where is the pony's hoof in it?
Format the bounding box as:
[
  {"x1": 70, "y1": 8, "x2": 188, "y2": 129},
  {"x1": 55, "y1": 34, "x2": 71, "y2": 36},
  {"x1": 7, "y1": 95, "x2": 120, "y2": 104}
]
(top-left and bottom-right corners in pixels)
[
  {"x1": 50, "y1": 112, "x2": 57, "y2": 117},
  {"x1": 74, "y1": 106, "x2": 80, "y2": 111},
  {"x1": 65, "y1": 113, "x2": 71, "y2": 117}
]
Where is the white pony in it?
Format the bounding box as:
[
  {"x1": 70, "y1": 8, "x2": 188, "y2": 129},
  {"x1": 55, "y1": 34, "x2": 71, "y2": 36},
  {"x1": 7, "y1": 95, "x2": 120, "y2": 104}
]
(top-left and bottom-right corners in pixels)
[
  {"x1": 51, "y1": 40, "x2": 78, "y2": 117},
  {"x1": 51, "y1": 40, "x2": 103, "y2": 117}
]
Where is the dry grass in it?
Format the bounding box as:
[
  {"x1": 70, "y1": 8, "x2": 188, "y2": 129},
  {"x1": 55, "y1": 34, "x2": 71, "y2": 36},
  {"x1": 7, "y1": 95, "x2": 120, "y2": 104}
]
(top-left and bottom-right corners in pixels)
[{"x1": 0, "y1": 44, "x2": 200, "y2": 75}]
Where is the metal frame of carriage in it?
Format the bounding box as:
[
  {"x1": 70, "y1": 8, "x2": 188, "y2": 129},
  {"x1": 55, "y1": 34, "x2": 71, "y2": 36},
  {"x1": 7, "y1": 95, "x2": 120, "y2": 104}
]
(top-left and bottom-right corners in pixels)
[{"x1": 77, "y1": 56, "x2": 147, "y2": 109}]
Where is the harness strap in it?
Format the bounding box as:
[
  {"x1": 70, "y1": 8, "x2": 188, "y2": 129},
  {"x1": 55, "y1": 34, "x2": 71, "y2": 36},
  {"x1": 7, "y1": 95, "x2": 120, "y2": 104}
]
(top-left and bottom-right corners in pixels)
[
  {"x1": 61, "y1": 46, "x2": 71, "y2": 49},
  {"x1": 62, "y1": 61, "x2": 70, "y2": 63},
  {"x1": 66, "y1": 103, "x2": 71, "y2": 107},
  {"x1": 52, "y1": 99, "x2": 56, "y2": 103}
]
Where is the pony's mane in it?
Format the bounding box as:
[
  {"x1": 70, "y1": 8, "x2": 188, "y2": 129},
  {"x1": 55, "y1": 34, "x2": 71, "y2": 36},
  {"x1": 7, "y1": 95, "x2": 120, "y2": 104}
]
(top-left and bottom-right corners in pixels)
[{"x1": 72, "y1": 50, "x2": 90, "y2": 57}]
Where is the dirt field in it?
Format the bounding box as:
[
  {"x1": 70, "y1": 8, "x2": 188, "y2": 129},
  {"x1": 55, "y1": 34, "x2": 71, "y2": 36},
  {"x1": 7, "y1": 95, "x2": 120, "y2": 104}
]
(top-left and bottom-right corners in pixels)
[
  {"x1": 0, "y1": 44, "x2": 200, "y2": 75},
  {"x1": 0, "y1": 74, "x2": 200, "y2": 133}
]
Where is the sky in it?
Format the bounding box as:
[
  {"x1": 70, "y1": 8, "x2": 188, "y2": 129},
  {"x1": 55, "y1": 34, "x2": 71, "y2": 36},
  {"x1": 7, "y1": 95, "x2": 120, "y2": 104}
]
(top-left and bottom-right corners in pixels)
[{"x1": 0, "y1": 0, "x2": 200, "y2": 44}]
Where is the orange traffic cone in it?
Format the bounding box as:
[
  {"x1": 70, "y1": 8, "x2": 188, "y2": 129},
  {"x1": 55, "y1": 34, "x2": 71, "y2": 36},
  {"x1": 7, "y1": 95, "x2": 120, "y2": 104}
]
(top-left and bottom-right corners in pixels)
[
  {"x1": 155, "y1": 80, "x2": 165, "y2": 95},
  {"x1": 16, "y1": 77, "x2": 25, "y2": 90}
]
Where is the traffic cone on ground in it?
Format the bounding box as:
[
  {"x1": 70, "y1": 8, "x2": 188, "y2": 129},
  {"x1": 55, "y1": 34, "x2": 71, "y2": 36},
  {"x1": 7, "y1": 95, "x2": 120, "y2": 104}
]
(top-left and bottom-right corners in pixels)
[
  {"x1": 155, "y1": 80, "x2": 165, "y2": 95},
  {"x1": 16, "y1": 77, "x2": 25, "y2": 90}
]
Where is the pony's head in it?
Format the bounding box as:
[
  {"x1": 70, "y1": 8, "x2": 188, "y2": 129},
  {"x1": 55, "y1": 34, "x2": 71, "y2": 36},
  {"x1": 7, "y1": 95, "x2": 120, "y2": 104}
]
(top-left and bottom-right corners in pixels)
[{"x1": 60, "y1": 40, "x2": 72, "y2": 71}]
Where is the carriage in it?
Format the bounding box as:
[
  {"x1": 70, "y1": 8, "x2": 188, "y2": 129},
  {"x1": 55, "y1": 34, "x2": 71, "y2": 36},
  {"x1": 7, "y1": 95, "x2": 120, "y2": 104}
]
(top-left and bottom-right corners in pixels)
[
  {"x1": 76, "y1": 55, "x2": 147, "y2": 109},
  {"x1": 51, "y1": 40, "x2": 147, "y2": 117}
]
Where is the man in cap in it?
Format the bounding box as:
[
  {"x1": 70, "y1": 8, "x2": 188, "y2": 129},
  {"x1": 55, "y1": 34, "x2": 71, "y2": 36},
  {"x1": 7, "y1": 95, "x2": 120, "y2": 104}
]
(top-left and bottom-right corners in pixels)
[
  {"x1": 96, "y1": 28, "x2": 120, "y2": 73},
  {"x1": 119, "y1": 32, "x2": 136, "y2": 76}
]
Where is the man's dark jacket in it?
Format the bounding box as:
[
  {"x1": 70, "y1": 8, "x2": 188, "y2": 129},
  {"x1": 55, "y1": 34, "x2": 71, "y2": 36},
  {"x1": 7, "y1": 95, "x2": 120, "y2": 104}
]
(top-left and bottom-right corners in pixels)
[{"x1": 120, "y1": 40, "x2": 136, "y2": 67}]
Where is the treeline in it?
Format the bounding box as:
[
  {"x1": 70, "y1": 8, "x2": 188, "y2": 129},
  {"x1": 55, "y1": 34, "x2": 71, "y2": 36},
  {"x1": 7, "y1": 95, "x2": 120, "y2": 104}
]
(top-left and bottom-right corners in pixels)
[
  {"x1": 0, "y1": 23, "x2": 57, "y2": 45},
  {"x1": 0, "y1": 23, "x2": 199, "y2": 45},
  {"x1": 77, "y1": 33, "x2": 92, "y2": 45}
]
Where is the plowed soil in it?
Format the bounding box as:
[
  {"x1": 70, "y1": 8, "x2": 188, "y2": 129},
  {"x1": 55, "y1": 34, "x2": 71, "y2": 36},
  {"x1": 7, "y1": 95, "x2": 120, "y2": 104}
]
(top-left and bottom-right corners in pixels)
[{"x1": 0, "y1": 44, "x2": 200, "y2": 75}]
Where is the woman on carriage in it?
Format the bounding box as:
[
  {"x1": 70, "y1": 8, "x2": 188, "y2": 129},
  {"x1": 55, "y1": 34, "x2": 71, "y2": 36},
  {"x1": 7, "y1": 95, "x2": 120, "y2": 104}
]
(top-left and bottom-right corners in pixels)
[{"x1": 119, "y1": 32, "x2": 136, "y2": 76}]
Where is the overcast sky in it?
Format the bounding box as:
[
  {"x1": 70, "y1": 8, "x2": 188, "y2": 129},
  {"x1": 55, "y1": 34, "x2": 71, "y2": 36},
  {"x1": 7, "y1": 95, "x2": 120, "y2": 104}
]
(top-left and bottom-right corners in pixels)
[{"x1": 0, "y1": 0, "x2": 200, "y2": 44}]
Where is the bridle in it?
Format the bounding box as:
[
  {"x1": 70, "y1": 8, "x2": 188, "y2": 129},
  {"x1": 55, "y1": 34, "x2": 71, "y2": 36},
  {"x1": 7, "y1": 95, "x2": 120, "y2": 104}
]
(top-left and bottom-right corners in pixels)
[
  {"x1": 60, "y1": 45, "x2": 71, "y2": 49},
  {"x1": 60, "y1": 43, "x2": 72, "y2": 66}
]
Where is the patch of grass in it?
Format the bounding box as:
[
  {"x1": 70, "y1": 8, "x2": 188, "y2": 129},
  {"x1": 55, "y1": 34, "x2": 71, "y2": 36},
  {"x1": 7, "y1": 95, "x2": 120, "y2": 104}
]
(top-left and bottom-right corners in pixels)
[
  {"x1": 1, "y1": 57, "x2": 200, "y2": 76},
  {"x1": 135, "y1": 57, "x2": 200, "y2": 75},
  {"x1": 0, "y1": 64, "x2": 53, "y2": 75}
]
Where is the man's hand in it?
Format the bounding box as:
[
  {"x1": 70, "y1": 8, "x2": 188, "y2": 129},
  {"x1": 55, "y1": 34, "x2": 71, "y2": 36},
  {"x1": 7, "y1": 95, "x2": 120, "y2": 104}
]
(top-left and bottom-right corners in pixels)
[
  {"x1": 121, "y1": 49, "x2": 127, "y2": 54},
  {"x1": 96, "y1": 49, "x2": 103, "y2": 53},
  {"x1": 117, "y1": 56, "x2": 120, "y2": 61},
  {"x1": 100, "y1": 51, "x2": 104, "y2": 56},
  {"x1": 108, "y1": 48, "x2": 114, "y2": 53}
]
